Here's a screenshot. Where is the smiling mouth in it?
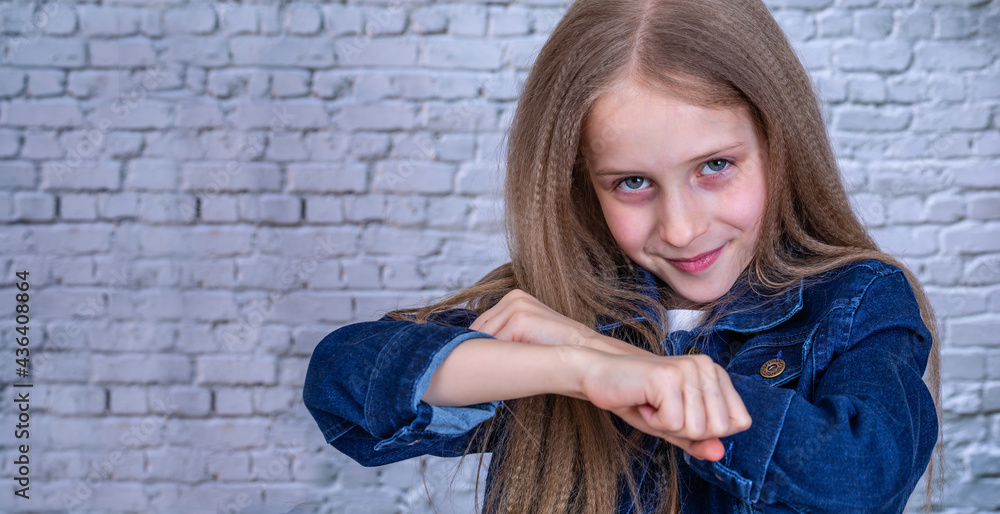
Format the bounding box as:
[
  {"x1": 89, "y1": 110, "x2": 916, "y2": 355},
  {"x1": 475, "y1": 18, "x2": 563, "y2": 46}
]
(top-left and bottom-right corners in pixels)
[{"x1": 666, "y1": 244, "x2": 726, "y2": 273}]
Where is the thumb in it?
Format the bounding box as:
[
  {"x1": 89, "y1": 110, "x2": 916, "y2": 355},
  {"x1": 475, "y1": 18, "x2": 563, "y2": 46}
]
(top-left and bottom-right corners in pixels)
[{"x1": 664, "y1": 436, "x2": 726, "y2": 462}]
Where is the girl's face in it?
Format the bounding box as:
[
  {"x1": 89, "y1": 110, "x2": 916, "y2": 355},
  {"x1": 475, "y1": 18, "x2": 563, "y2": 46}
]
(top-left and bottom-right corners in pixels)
[{"x1": 583, "y1": 78, "x2": 768, "y2": 307}]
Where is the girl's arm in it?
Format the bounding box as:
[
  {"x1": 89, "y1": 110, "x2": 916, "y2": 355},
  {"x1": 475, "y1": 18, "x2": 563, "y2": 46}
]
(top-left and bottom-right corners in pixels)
[
  {"x1": 422, "y1": 292, "x2": 753, "y2": 462},
  {"x1": 302, "y1": 309, "x2": 502, "y2": 467}
]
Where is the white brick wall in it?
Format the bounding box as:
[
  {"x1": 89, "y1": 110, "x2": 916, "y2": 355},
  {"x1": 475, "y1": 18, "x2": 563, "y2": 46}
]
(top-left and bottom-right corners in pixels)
[{"x1": 0, "y1": 0, "x2": 996, "y2": 512}]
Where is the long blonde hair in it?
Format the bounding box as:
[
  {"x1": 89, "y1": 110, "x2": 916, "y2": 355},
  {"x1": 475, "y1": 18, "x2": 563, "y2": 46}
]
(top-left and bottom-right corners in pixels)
[{"x1": 391, "y1": 0, "x2": 941, "y2": 511}]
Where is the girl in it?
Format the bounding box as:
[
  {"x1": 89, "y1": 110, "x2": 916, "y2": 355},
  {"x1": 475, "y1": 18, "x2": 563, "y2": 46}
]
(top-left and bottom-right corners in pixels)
[{"x1": 304, "y1": 0, "x2": 941, "y2": 512}]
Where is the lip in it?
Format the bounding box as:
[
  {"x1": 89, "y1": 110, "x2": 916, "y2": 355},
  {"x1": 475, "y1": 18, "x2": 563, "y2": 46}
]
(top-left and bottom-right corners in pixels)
[{"x1": 667, "y1": 244, "x2": 726, "y2": 273}]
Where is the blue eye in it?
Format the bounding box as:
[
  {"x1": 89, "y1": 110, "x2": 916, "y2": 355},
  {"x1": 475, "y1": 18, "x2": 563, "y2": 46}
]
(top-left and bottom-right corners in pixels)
[
  {"x1": 619, "y1": 176, "x2": 650, "y2": 191},
  {"x1": 702, "y1": 159, "x2": 731, "y2": 175}
]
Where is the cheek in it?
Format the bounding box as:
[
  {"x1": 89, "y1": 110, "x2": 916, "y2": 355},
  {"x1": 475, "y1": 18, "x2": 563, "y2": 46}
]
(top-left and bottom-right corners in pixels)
[{"x1": 600, "y1": 203, "x2": 648, "y2": 253}]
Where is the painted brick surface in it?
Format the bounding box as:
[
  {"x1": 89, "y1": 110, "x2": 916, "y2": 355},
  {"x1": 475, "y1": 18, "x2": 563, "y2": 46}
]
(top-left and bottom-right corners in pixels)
[{"x1": 0, "y1": 0, "x2": 996, "y2": 513}]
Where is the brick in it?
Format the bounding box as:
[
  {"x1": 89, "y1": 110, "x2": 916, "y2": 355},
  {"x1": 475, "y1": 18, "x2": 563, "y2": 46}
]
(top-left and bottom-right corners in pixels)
[
  {"x1": 230, "y1": 101, "x2": 328, "y2": 129},
  {"x1": 869, "y1": 225, "x2": 938, "y2": 256},
  {"x1": 335, "y1": 103, "x2": 416, "y2": 131},
  {"x1": 322, "y1": 4, "x2": 364, "y2": 36},
  {"x1": 304, "y1": 196, "x2": 344, "y2": 224},
  {"x1": 445, "y1": 6, "x2": 487, "y2": 36},
  {"x1": 4, "y1": 100, "x2": 83, "y2": 128},
  {"x1": 89, "y1": 38, "x2": 157, "y2": 67},
  {"x1": 385, "y1": 195, "x2": 429, "y2": 227},
  {"x1": 146, "y1": 448, "x2": 208, "y2": 483},
  {"x1": 200, "y1": 195, "x2": 239, "y2": 222},
  {"x1": 60, "y1": 194, "x2": 98, "y2": 220},
  {"x1": 972, "y1": 74, "x2": 1000, "y2": 100},
  {"x1": 205, "y1": 451, "x2": 252, "y2": 482},
  {"x1": 162, "y1": 35, "x2": 230, "y2": 67},
  {"x1": 853, "y1": 9, "x2": 892, "y2": 39},
  {"x1": 253, "y1": 387, "x2": 298, "y2": 414},
  {"x1": 362, "y1": 5, "x2": 407, "y2": 35},
  {"x1": 137, "y1": 225, "x2": 254, "y2": 257},
  {"x1": 412, "y1": 6, "x2": 448, "y2": 34},
  {"x1": 7, "y1": 37, "x2": 85, "y2": 68},
  {"x1": 936, "y1": 11, "x2": 976, "y2": 39},
  {"x1": 148, "y1": 386, "x2": 211, "y2": 417},
  {"x1": 817, "y1": 11, "x2": 851, "y2": 38},
  {"x1": 420, "y1": 101, "x2": 497, "y2": 131},
  {"x1": 180, "y1": 259, "x2": 236, "y2": 289},
  {"x1": 288, "y1": 162, "x2": 367, "y2": 193},
  {"x1": 354, "y1": 73, "x2": 393, "y2": 101},
  {"x1": 311, "y1": 70, "x2": 351, "y2": 99},
  {"x1": 271, "y1": 70, "x2": 311, "y2": 97},
  {"x1": 40, "y1": 3, "x2": 77, "y2": 35},
  {"x1": 836, "y1": 41, "x2": 912, "y2": 72},
  {"x1": 964, "y1": 257, "x2": 1000, "y2": 286},
  {"x1": 942, "y1": 224, "x2": 1000, "y2": 254},
  {"x1": 913, "y1": 107, "x2": 991, "y2": 132},
  {"x1": 0, "y1": 68, "x2": 26, "y2": 97},
  {"x1": 950, "y1": 317, "x2": 1000, "y2": 346},
  {"x1": 110, "y1": 386, "x2": 149, "y2": 414},
  {"x1": 21, "y1": 131, "x2": 63, "y2": 159},
  {"x1": 335, "y1": 36, "x2": 419, "y2": 67},
  {"x1": 163, "y1": 5, "x2": 217, "y2": 34},
  {"x1": 847, "y1": 75, "x2": 886, "y2": 104},
  {"x1": 14, "y1": 192, "x2": 55, "y2": 221},
  {"x1": 363, "y1": 226, "x2": 443, "y2": 256},
  {"x1": 238, "y1": 194, "x2": 301, "y2": 225},
  {"x1": 95, "y1": 192, "x2": 138, "y2": 220},
  {"x1": 214, "y1": 388, "x2": 254, "y2": 416},
  {"x1": 78, "y1": 6, "x2": 142, "y2": 36},
  {"x1": 231, "y1": 36, "x2": 336, "y2": 67},
  {"x1": 33, "y1": 224, "x2": 113, "y2": 254},
  {"x1": 125, "y1": 159, "x2": 179, "y2": 190},
  {"x1": 424, "y1": 38, "x2": 502, "y2": 70},
  {"x1": 175, "y1": 101, "x2": 225, "y2": 128},
  {"x1": 773, "y1": 11, "x2": 814, "y2": 41},
  {"x1": 924, "y1": 194, "x2": 965, "y2": 223},
  {"x1": 0, "y1": 129, "x2": 20, "y2": 158},
  {"x1": 395, "y1": 71, "x2": 479, "y2": 101},
  {"x1": 969, "y1": 193, "x2": 1000, "y2": 220},
  {"x1": 38, "y1": 384, "x2": 106, "y2": 415},
  {"x1": 220, "y1": 5, "x2": 258, "y2": 34},
  {"x1": 489, "y1": 6, "x2": 531, "y2": 36},
  {"x1": 284, "y1": 3, "x2": 323, "y2": 35},
  {"x1": 262, "y1": 131, "x2": 306, "y2": 161},
  {"x1": 197, "y1": 355, "x2": 276, "y2": 385},
  {"x1": 206, "y1": 69, "x2": 269, "y2": 98},
  {"x1": 181, "y1": 162, "x2": 281, "y2": 192},
  {"x1": 92, "y1": 354, "x2": 192, "y2": 383},
  {"x1": 373, "y1": 160, "x2": 455, "y2": 193},
  {"x1": 835, "y1": 108, "x2": 911, "y2": 132},
  {"x1": 26, "y1": 69, "x2": 64, "y2": 97},
  {"x1": 917, "y1": 42, "x2": 994, "y2": 70}
]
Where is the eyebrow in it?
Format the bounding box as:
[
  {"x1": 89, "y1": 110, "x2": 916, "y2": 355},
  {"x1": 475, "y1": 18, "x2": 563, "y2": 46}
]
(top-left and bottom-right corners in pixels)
[{"x1": 591, "y1": 141, "x2": 747, "y2": 176}]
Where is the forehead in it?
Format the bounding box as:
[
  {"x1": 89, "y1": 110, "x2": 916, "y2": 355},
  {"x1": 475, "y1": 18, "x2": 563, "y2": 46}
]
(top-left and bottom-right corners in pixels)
[{"x1": 582, "y1": 80, "x2": 759, "y2": 162}]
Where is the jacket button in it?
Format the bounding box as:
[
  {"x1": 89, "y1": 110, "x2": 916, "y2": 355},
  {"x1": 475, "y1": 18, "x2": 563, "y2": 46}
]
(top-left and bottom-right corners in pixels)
[
  {"x1": 760, "y1": 358, "x2": 786, "y2": 378},
  {"x1": 686, "y1": 346, "x2": 701, "y2": 355}
]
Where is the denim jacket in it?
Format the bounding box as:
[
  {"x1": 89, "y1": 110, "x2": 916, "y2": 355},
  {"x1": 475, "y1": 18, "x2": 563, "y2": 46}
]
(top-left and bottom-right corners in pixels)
[{"x1": 303, "y1": 258, "x2": 937, "y2": 513}]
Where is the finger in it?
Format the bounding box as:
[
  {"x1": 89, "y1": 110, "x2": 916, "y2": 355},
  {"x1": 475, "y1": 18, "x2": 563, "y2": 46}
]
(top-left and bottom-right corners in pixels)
[
  {"x1": 681, "y1": 379, "x2": 707, "y2": 439},
  {"x1": 648, "y1": 369, "x2": 685, "y2": 433},
  {"x1": 470, "y1": 289, "x2": 525, "y2": 332},
  {"x1": 665, "y1": 436, "x2": 726, "y2": 462},
  {"x1": 699, "y1": 365, "x2": 732, "y2": 437},
  {"x1": 717, "y1": 370, "x2": 752, "y2": 432}
]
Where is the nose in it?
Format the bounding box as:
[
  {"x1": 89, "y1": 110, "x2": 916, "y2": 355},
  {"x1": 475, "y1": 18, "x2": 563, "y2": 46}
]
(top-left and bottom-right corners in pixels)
[{"x1": 657, "y1": 188, "x2": 709, "y2": 249}]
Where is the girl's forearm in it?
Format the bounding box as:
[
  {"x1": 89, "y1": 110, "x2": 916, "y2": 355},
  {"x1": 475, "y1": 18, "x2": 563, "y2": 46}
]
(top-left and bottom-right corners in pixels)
[{"x1": 421, "y1": 338, "x2": 593, "y2": 407}]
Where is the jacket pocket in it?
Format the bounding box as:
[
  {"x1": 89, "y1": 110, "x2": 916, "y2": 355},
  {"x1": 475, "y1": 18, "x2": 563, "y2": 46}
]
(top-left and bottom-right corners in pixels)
[{"x1": 725, "y1": 334, "x2": 805, "y2": 388}]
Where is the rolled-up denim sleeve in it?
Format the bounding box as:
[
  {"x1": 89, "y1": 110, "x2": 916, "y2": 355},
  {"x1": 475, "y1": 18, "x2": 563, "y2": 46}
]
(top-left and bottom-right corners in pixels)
[
  {"x1": 303, "y1": 310, "x2": 500, "y2": 467},
  {"x1": 685, "y1": 271, "x2": 938, "y2": 512}
]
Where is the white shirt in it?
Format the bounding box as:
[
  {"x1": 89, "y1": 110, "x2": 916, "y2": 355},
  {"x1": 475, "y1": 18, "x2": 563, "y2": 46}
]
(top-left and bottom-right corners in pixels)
[{"x1": 666, "y1": 309, "x2": 708, "y2": 333}]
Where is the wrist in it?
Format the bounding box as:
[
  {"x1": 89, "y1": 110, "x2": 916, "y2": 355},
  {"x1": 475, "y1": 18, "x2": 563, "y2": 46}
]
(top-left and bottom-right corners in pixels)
[{"x1": 554, "y1": 344, "x2": 605, "y2": 401}]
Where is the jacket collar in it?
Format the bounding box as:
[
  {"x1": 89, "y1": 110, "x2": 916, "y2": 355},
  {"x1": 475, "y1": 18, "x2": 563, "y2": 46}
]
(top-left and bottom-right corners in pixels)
[{"x1": 635, "y1": 265, "x2": 804, "y2": 334}]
